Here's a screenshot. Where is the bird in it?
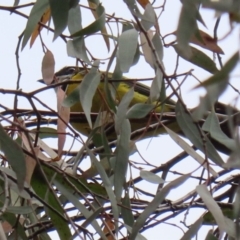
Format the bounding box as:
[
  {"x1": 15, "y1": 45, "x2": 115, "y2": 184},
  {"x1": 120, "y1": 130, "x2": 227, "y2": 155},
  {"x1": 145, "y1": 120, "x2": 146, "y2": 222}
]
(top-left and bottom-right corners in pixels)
[{"x1": 40, "y1": 66, "x2": 239, "y2": 157}]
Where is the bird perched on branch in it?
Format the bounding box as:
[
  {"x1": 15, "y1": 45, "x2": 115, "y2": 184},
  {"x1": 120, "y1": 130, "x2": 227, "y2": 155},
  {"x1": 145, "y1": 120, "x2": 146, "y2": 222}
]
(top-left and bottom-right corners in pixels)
[{"x1": 40, "y1": 66, "x2": 239, "y2": 157}]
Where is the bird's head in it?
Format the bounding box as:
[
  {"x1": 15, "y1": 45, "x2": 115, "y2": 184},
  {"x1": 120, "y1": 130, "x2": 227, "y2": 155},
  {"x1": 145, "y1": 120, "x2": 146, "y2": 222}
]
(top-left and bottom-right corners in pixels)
[{"x1": 38, "y1": 66, "x2": 87, "y2": 85}]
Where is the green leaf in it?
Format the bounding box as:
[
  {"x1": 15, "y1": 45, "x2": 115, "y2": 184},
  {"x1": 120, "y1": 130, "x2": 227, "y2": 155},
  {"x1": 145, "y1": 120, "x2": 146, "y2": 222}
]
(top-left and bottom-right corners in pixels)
[
  {"x1": 122, "y1": 191, "x2": 134, "y2": 227},
  {"x1": 126, "y1": 103, "x2": 154, "y2": 119},
  {"x1": 0, "y1": 124, "x2": 26, "y2": 190},
  {"x1": 195, "y1": 52, "x2": 239, "y2": 88},
  {"x1": 115, "y1": 87, "x2": 134, "y2": 134},
  {"x1": 176, "y1": 101, "x2": 224, "y2": 166},
  {"x1": 192, "y1": 52, "x2": 239, "y2": 120},
  {"x1": 173, "y1": 44, "x2": 218, "y2": 74},
  {"x1": 68, "y1": 0, "x2": 79, "y2": 9},
  {"x1": 204, "y1": 230, "x2": 218, "y2": 240},
  {"x1": 79, "y1": 61, "x2": 101, "y2": 128},
  {"x1": 140, "y1": 3, "x2": 156, "y2": 31},
  {"x1": 22, "y1": 0, "x2": 49, "y2": 49},
  {"x1": 6, "y1": 206, "x2": 33, "y2": 215},
  {"x1": 67, "y1": 37, "x2": 91, "y2": 63},
  {"x1": 87, "y1": 148, "x2": 119, "y2": 233},
  {"x1": 180, "y1": 217, "x2": 203, "y2": 240},
  {"x1": 140, "y1": 170, "x2": 165, "y2": 184},
  {"x1": 67, "y1": 4, "x2": 82, "y2": 34},
  {"x1": 71, "y1": 4, "x2": 105, "y2": 37},
  {"x1": 177, "y1": 0, "x2": 198, "y2": 57},
  {"x1": 114, "y1": 119, "x2": 131, "y2": 202},
  {"x1": 31, "y1": 166, "x2": 71, "y2": 240},
  {"x1": 35, "y1": 127, "x2": 58, "y2": 139},
  {"x1": 192, "y1": 81, "x2": 228, "y2": 121},
  {"x1": 130, "y1": 174, "x2": 189, "y2": 240},
  {"x1": 202, "y1": 0, "x2": 240, "y2": 12},
  {"x1": 62, "y1": 84, "x2": 80, "y2": 107},
  {"x1": 152, "y1": 33, "x2": 164, "y2": 63},
  {"x1": 149, "y1": 68, "x2": 163, "y2": 103},
  {"x1": 197, "y1": 185, "x2": 236, "y2": 238},
  {"x1": 202, "y1": 111, "x2": 237, "y2": 151},
  {"x1": 49, "y1": 0, "x2": 69, "y2": 40},
  {"x1": 2, "y1": 212, "x2": 28, "y2": 240},
  {"x1": 54, "y1": 181, "x2": 107, "y2": 240},
  {"x1": 118, "y1": 29, "x2": 138, "y2": 73},
  {"x1": 164, "y1": 126, "x2": 218, "y2": 177}
]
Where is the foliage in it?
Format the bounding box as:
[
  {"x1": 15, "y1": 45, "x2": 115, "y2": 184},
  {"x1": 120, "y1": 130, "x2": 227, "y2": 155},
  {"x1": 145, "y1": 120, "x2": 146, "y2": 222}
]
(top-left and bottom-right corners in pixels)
[{"x1": 0, "y1": 0, "x2": 240, "y2": 239}]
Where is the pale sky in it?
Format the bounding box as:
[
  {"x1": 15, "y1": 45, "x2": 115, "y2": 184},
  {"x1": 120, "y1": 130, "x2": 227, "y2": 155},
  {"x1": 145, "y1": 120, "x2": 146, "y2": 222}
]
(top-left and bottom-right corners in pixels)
[{"x1": 0, "y1": 0, "x2": 240, "y2": 239}]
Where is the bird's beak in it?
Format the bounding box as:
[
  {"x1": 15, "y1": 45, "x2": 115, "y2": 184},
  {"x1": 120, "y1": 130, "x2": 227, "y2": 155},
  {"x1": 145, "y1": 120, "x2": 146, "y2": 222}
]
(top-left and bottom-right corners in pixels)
[{"x1": 37, "y1": 79, "x2": 45, "y2": 84}]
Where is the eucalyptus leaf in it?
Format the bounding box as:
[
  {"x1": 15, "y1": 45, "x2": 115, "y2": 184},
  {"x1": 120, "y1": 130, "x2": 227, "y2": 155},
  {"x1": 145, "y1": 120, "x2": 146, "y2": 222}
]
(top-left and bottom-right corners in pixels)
[
  {"x1": 0, "y1": 124, "x2": 26, "y2": 190},
  {"x1": 176, "y1": 101, "x2": 224, "y2": 166},
  {"x1": 71, "y1": 4, "x2": 105, "y2": 37},
  {"x1": 115, "y1": 88, "x2": 134, "y2": 134},
  {"x1": 49, "y1": 0, "x2": 69, "y2": 40},
  {"x1": 140, "y1": 3, "x2": 156, "y2": 31},
  {"x1": 126, "y1": 103, "x2": 154, "y2": 119},
  {"x1": 174, "y1": 44, "x2": 218, "y2": 74},
  {"x1": 79, "y1": 61, "x2": 101, "y2": 128},
  {"x1": 130, "y1": 174, "x2": 189, "y2": 240},
  {"x1": 177, "y1": 0, "x2": 198, "y2": 57},
  {"x1": 118, "y1": 29, "x2": 138, "y2": 72},
  {"x1": 22, "y1": 0, "x2": 49, "y2": 49}
]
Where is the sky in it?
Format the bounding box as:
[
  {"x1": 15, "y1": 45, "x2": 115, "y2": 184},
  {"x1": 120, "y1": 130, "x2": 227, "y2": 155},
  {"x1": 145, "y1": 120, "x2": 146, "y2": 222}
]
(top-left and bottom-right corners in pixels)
[{"x1": 0, "y1": 0, "x2": 240, "y2": 239}]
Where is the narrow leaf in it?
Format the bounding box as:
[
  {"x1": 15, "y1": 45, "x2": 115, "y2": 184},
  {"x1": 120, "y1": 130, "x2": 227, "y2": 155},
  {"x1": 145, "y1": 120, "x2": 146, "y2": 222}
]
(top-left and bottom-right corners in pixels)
[
  {"x1": 54, "y1": 181, "x2": 107, "y2": 240},
  {"x1": 174, "y1": 44, "x2": 218, "y2": 74},
  {"x1": 140, "y1": 3, "x2": 156, "y2": 31},
  {"x1": 0, "y1": 124, "x2": 26, "y2": 190},
  {"x1": 194, "y1": 52, "x2": 239, "y2": 88},
  {"x1": 87, "y1": 149, "x2": 119, "y2": 233},
  {"x1": 177, "y1": 0, "x2": 198, "y2": 58},
  {"x1": 30, "y1": 8, "x2": 51, "y2": 48},
  {"x1": 164, "y1": 126, "x2": 218, "y2": 177},
  {"x1": 67, "y1": 37, "x2": 91, "y2": 64},
  {"x1": 149, "y1": 68, "x2": 162, "y2": 102},
  {"x1": 67, "y1": 4, "x2": 82, "y2": 35},
  {"x1": 114, "y1": 120, "x2": 131, "y2": 202},
  {"x1": 140, "y1": 30, "x2": 154, "y2": 68},
  {"x1": 176, "y1": 101, "x2": 224, "y2": 166},
  {"x1": 202, "y1": 111, "x2": 237, "y2": 151},
  {"x1": 88, "y1": 1, "x2": 110, "y2": 51},
  {"x1": 196, "y1": 185, "x2": 229, "y2": 237},
  {"x1": 180, "y1": 217, "x2": 203, "y2": 240},
  {"x1": 22, "y1": 0, "x2": 49, "y2": 49},
  {"x1": 71, "y1": 4, "x2": 105, "y2": 37},
  {"x1": 126, "y1": 103, "x2": 154, "y2": 119},
  {"x1": 140, "y1": 170, "x2": 165, "y2": 184},
  {"x1": 115, "y1": 88, "x2": 134, "y2": 134},
  {"x1": 118, "y1": 29, "x2": 138, "y2": 72},
  {"x1": 49, "y1": 0, "x2": 69, "y2": 40},
  {"x1": 130, "y1": 174, "x2": 189, "y2": 240},
  {"x1": 79, "y1": 62, "x2": 101, "y2": 128}
]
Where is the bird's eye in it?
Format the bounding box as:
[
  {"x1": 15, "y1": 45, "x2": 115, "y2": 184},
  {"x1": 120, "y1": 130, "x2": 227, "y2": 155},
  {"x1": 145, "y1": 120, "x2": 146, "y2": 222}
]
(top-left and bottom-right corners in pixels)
[{"x1": 65, "y1": 67, "x2": 76, "y2": 75}]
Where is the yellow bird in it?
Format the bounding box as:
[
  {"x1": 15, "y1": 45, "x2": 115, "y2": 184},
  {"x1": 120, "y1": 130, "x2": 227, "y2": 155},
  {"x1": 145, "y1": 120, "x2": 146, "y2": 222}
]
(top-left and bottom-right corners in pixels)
[
  {"x1": 42, "y1": 66, "x2": 238, "y2": 156},
  {"x1": 54, "y1": 66, "x2": 177, "y2": 140}
]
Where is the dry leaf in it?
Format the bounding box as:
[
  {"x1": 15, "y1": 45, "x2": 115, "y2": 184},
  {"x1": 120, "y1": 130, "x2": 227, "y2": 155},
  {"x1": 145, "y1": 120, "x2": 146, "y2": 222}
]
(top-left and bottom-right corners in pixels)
[
  {"x1": 42, "y1": 50, "x2": 55, "y2": 84},
  {"x1": 190, "y1": 30, "x2": 224, "y2": 54},
  {"x1": 137, "y1": 0, "x2": 150, "y2": 8},
  {"x1": 30, "y1": 8, "x2": 51, "y2": 48},
  {"x1": 57, "y1": 88, "x2": 70, "y2": 157},
  {"x1": 100, "y1": 217, "x2": 115, "y2": 240}
]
